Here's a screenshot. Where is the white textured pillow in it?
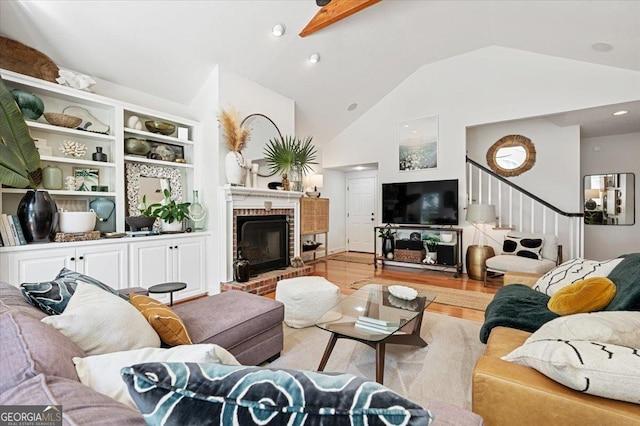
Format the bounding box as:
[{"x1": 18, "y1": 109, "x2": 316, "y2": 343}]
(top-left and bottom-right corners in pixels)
[
  {"x1": 503, "y1": 339, "x2": 640, "y2": 404},
  {"x1": 73, "y1": 344, "x2": 240, "y2": 408},
  {"x1": 533, "y1": 258, "x2": 623, "y2": 296},
  {"x1": 525, "y1": 311, "x2": 640, "y2": 348},
  {"x1": 42, "y1": 283, "x2": 160, "y2": 355}
]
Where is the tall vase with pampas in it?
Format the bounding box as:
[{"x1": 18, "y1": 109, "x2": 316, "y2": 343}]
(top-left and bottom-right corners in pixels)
[{"x1": 220, "y1": 108, "x2": 250, "y2": 186}]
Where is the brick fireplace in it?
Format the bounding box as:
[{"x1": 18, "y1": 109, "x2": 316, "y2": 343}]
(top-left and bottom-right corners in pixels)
[{"x1": 218, "y1": 186, "x2": 312, "y2": 295}]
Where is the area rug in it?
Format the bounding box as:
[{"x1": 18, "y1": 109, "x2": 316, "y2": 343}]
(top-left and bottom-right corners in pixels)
[
  {"x1": 330, "y1": 254, "x2": 374, "y2": 265},
  {"x1": 266, "y1": 312, "x2": 485, "y2": 410},
  {"x1": 350, "y1": 277, "x2": 494, "y2": 311}
]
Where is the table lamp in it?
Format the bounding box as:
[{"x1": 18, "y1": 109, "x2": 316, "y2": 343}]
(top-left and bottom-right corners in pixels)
[
  {"x1": 465, "y1": 204, "x2": 496, "y2": 281},
  {"x1": 306, "y1": 174, "x2": 323, "y2": 197}
]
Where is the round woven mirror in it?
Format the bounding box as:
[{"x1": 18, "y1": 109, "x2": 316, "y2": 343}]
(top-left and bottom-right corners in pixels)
[{"x1": 486, "y1": 134, "x2": 536, "y2": 177}]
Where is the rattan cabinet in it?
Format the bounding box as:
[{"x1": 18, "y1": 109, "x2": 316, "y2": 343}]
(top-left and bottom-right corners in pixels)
[{"x1": 300, "y1": 197, "x2": 329, "y2": 261}]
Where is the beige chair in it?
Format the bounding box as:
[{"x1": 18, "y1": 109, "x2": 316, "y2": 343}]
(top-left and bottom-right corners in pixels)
[{"x1": 484, "y1": 231, "x2": 562, "y2": 285}]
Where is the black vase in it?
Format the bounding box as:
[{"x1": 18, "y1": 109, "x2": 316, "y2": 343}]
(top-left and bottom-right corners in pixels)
[
  {"x1": 382, "y1": 237, "x2": 394, "y2": 256},
  {"x1": 233, "y1": 249, "x2": 251, "y2": 283},
  {"x1": 17, "y1": 190, "x2": 58, "y2": 243}
]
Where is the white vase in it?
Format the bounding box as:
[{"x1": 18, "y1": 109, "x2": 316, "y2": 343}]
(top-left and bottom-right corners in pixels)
[
  {"x1": 225, "y1": 151, "x2": 245, "y2": 186},
  {"x1": 161, "y1": 219, "x2": 182, "y2": 232}
]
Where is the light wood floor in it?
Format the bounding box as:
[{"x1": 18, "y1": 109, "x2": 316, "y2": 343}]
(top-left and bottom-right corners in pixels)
[{"x1": 268, "y1": 252, "x2": 502, "y2": 323}]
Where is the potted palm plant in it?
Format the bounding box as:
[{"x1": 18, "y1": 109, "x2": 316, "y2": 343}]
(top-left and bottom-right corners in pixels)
[
  {"x1": 146, "y1": 189, "x2": 191, "y2": 232},
  {"x1": 0, "y1": 76, "x2": 57, "y2": 242},
  {"x1": 263, "y1": 135, "x2": 318, "y2": 191}
]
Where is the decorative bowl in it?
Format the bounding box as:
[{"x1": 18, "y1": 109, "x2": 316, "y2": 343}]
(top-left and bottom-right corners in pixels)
[
  {"x1": 145, "y1": 120, "x2": 176, "y2": 136},
  {"x1": 125, "y1": 138, "x2": 151, "y2": 156},
  {"x1": 125, "y1": 216, "x2": 156, "y2": 231},
  {"x1": 58, "y1": 211, "x2": 96, "y2": 233},
  {"x1": 302, "y1": 242, "x2": 322, "y2": 252},
  {"x1": 43, "y1": 112, "x2": 82, "y2": 128},
  {"x1": 388, "y1": 285, "x2": 418, "y2": 301}
]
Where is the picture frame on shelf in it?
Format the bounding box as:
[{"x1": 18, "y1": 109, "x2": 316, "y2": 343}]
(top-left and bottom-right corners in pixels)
[
  {"x1": 146, "y1": 141, "x2": 185, "y2": 163},
  {"x1": 73, "y1": 167, "x2": 99, "y2": 191}
]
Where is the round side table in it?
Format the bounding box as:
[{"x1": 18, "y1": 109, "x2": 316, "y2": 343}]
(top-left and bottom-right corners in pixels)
[{"x1": 148, "y1": 282, "x2": 187, "y2": 306}]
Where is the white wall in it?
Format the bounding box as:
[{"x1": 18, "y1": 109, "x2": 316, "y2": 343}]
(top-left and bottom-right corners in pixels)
[
  {"x1": 581, "y1": 132, "x2": 640, "y2": 260},
  {"x1": 324, "y1": 46, "x2": 640, "y2": 258}
]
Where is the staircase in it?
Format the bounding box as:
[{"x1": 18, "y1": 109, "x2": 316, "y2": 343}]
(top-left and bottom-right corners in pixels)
[{"x1": 466, "y1": 157, "x2": 584, "y2": 259}]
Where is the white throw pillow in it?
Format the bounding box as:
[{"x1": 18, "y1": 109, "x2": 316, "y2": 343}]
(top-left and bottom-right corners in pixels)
[
  {"x1": 73, "y1": 344, "x2": 240, "y2": 408},
  {"x1": 503, "y1": 339, "x2": 640, "y2": 404},
  {"x1": 533, "y1": 258, "x2": 623, "y2": 296},
  {"x1": 42, "y1": 283, "x2": 160, "y2": 355},
  {"x1": 525, "y1": 311, "x2": 640, "y2": 348}
]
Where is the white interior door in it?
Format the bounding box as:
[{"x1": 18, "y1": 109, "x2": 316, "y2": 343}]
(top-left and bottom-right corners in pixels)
[{"x1": 347, "y1": 176, "x2": 376, "y2": 252}]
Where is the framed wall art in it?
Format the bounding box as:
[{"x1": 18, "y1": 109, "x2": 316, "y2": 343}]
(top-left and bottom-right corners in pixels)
[
  {"x1": 73, "y1": 167, "x2": 99, "y2": 191},
  {"x1": 398, "y1": 116, "x2": 438, "y2": 171}
]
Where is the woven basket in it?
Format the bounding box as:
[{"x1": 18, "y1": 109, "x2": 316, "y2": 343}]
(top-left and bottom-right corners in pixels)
[{"x1": 393, "y1": 249, "x2": 426, "y2": 263}]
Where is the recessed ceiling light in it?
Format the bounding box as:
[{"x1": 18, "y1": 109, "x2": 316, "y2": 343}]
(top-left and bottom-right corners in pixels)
[
  {"x1": 353, "y1": 166, "x2": 366, "y2": 171},
  {"x1": 591, "y1": 42, "x2": 613, "y2": 52},
  {"x1": 309, "y1": 53, "x2": 320, "y2": 64},
  {"x1": 612, "y1": 110, "x2": 628, "y2": 116},
  {"x1": 271, "y1": 24, "x2": 285, "y2": 37},
  {"x1": 347, "y1": 103, "x2": 358, "y2": 111}
]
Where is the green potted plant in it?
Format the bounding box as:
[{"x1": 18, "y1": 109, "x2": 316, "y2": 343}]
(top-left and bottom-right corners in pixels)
[
  {"x1": 147, "y1": 189, "x2": 191, "y2": 232},
  {"x1": 263, "y1": 135, "x2": 318, "y2": 191},
  {"x1": 125, "y1": 194, "x2": 157, "y2": 231},
  {"x1": 423, "y1": 235, "x2": 441, "y2": 254},
  {"x1": 0, "y1": 76, "x2": 57, "y2": 243}
]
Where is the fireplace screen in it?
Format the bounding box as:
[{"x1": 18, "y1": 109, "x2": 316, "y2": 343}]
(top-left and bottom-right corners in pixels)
[{"x1": 237, "y1": 215, "x2": 289, "y2": 275}]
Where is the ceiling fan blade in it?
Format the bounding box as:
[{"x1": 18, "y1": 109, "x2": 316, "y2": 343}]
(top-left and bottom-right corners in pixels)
[{"x1": 299, "y1": 0, "x2": 383, "y2": 38}]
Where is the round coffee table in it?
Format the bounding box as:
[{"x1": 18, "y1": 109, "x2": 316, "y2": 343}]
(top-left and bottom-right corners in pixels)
[{"x1": 148, "y1": 282, "x2": 187, "y2": 306}]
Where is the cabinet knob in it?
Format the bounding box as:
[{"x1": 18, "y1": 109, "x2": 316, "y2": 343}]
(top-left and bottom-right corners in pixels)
[
  {"x1": 78, "y1": 256, "x2": 84, "y2": 260},
  {"x1": 169, "y1": 246, "x2": 173, "y2": 250},
  {"x1": 174, "y1": 245, "x2": 178, "y2": 249},
  {"x1": 70, "y1": 257, "x2": 75, "y2": 261}
]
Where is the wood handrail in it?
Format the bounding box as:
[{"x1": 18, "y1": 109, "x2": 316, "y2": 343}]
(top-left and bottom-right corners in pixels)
[{"x1": 466, "y1": 157, "x2": 583, "y2": 218}]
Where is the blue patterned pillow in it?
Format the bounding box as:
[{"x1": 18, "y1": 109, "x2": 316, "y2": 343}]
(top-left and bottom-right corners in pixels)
[
  {"x1": 20, "y1": 279, "x2": 78, "y2": 315},
  {"x1": 122, "y1": 362, "x2": 433, "y2": 425},
  {"x1": 56, "y1": 268, "x2": 127, "y2": 301}
]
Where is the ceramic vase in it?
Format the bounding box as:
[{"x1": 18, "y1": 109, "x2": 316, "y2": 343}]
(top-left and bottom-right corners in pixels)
[
  {"x1": 17, "y1": 190, "x2": 58, "y2": 243},
  {"x1": 161, "y1": 219, "x2": 182, "y2": 233},
  {"x1": 225, "y1": 151, "x2": 245, "y2": 186},
  {"x1": 382, "y1": 237, "x2": 394, "y2": 256},
  {"x1": 233, "y1": 249, "x2": 251, "y2": 282}
]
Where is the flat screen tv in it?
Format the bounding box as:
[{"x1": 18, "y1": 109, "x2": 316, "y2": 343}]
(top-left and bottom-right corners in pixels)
[{"x1": 382, "y1": 179, "x2": 459, "y2": 225}]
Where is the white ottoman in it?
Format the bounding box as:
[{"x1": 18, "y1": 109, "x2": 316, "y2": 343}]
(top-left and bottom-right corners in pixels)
[{"x1": 276, "y1": 276, "x2": 341, "y2": 328}]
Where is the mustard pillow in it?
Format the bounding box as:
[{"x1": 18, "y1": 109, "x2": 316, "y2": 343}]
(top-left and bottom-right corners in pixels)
[
  {"x1": 129, "y1": 293, "x2": 193, "y2": 346},
  {"x1": 547, "y1": 277, "x2": 616, "y2": 316}
]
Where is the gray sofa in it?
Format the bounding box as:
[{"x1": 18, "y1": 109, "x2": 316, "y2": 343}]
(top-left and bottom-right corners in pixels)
[{"x1": 0, "y1": 281, "x2": 483, "y2": 425}]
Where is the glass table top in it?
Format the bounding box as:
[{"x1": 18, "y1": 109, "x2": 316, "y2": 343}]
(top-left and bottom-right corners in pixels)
[{"x1": 314, "y1": 283, "x2": 435, "y2": 342}]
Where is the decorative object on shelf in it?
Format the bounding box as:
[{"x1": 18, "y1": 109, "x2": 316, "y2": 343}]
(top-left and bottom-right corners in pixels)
[
  {"x1": 125, "y1": 163, "x2": 183, "y2": 221},
  {"x1": 244, "y1": 159, "x2": 253, "y2": 187},
  {"x1": 486, "y1": 134, "x2": 536, "y2": 177},
  {"x1": 64, "y1": 176, "x2": 76, "y2": 191},
  {"x1": 305, "y1": 174, "x2": 323, "y2": 197},
  {"x1": 54, "y1": 230, "x2": 100, "y2": 242},
  {"x1": 58, "y1": 139, "x2": 87, "y2": 157},
  {"x1": 220, "y1": 107, "x2": 250, "y2": 186},
  {"x1": 281, "y1": 173, "x2": 290, "y2": 191},
  {"x1": 263, "y1": 135, "x2": 318, "y2": 192},
  {"x1": 34, "y1": 138, "x2": 52, "y2": 156},
  {"x1": 43, "y1": 112, "x2": 82, "y2": 128},
  {"x1": 10, "y1": 89, "x2": 44, "y2": 120},
  {"x1": 17, "y1": 190, "x2": 58, "y2": 243},
  {"x1": 42, "y1": 165, "x2": 63, "y2": 190},
  {"x1": 145, "y1": 188, "x2": 190, "y2": 232},
  {"x1": 58, "y1": 210, "x2": 97, "y2": 233},
  {"x1": 251, "y1": 164, "x2": 259, "y2": 188},
  {"x1": 233, "y1": 248, "x2": 251, "y2": 283},
  {"x1": 73, "y1": 167, "x2": 99, "y2": 191},
  {"x1": 145, "y1": 120, "x2": 176, "y2": 136},
  {"x1": 189, "y1": 190, "x2": 206, "y2": 231},
  {"x1": 125, "y1": 137, "x2": 151, "y2": 156},
  {"x1": 440, "y1": 231, "x2": 454, "y2": 243},
  {"x1": 125, "y1": 215, "x2": 156, "y2": 232},
  {"x1": 398, "y1": 116, "x2": 438, "y2": 171},
  {"x1": 0, "y1": 76, "x2": 42, "y2": 188},
  {"x1": 126, "y1": 115, "x2": 144, "y2": 130},
  {"x1": 422, "y1": 234, "x2": 441, "y2": 261},
  {"x1": 177, "y1": 127, "x2": 189, "y2": 140},
  {"x1": 378, "y1": 226, "x2": 396, "y2": 257},
  {"x1": 147, "y1": 142, "x2": 182, "y2": 162},
  {"x1": 62, "y1": 106, "x2": 110, "y2": 134},
  {"x1": 56, "y1": 68, "x2": 96, "y2": 92},
  {"x1": 0, "y1": 36, "x2": 59, "y2": 83},
  {"x1": 465, "y1": 204, "x2": 496, "y2": 281},
  {"x1": 388, "y1": 285, "x2": 418, "y2": 301},
  {"x1": 302, "y1": 241, "x2": 322, "y2": 252},
  {"x1": 290, "y1": 256, "x2": 305, "y2": 268},
  {"x1": 92, "y1": 146, "x2": 108, "y2": 162},
  {"x1": 91, "y1": 185, "x2": 108, "y2": 192},
  {"x1": 90, "y1": 197, "x2": 116, "y2": 233}
]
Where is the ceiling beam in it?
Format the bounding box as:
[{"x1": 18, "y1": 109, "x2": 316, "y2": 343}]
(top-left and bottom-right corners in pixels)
[{"x1": 299, "y1": 0, "x2": 383, "y2": 38}]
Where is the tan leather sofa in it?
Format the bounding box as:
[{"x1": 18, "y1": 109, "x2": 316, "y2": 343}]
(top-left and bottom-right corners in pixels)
[{"x1": 472, "y1": 326, "x2": 640, "y2": 426}]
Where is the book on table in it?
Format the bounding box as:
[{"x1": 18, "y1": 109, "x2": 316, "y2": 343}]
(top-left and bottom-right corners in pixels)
[
  {"x1": 357, "y1": 316, "x2": 399, "y2": 328},
  {"x1": 354, "y1": 321, "x2": 397, "y2": 334}
]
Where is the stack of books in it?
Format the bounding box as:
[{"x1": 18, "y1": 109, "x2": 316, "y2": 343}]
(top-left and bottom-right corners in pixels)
[
  {"x1": 354, "y1": 316, "x2": 398, "y2": 334},
  {"x1": 0, "y1": 214, "x2": 28, "y2": 246}
]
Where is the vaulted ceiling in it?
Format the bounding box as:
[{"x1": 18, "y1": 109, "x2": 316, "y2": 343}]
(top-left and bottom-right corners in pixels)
[{"x1": 1, "y1": 1, "x2": 639, "y2": 142}]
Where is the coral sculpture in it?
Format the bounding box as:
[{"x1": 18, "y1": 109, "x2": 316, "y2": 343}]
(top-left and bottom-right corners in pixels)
[{"x1": 59, "y1": 139, "x2": 87, "y2": 158}]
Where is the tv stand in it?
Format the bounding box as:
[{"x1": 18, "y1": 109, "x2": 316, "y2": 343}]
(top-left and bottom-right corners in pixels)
[{"x1": 373, "y1": 225, "x2": 463, "y2": 278}]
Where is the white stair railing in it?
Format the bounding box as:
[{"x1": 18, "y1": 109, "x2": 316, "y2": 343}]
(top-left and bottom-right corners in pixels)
[{"x1": 466, "y1": 157, "x2": 584, "y2": 260}]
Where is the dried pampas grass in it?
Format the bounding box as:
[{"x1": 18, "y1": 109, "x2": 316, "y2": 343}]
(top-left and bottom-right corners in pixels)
[{"x1": 219, "y1": 107, "x2": 250, "y2": 152}]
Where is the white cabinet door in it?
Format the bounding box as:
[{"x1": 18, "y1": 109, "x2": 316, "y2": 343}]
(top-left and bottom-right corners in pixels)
[
  {"x1": 173, "y1": 237, "x2": 206, "y2": 299},
  {"x1": 1, "y1": 248, "x2": 74, "y2": 285},
  {"x1": 78, "y1": 244, "x2": 128, "y2": 289},
  {"x1": 128, "y1": 240, "x2": 172, "y2": 289}
]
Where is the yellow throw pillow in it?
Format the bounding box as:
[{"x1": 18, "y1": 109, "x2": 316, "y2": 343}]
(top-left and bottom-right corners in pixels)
[
  {"x1": 130, "y1": 293, "x2": 193, "y2": 346},
  {"x1": 547, "y1": 277, "x2": 616, "y2": 316}
]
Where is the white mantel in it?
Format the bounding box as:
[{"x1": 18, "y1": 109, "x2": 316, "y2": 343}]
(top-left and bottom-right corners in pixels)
[{"x1": 218, "y1": 185, "x2": 304, "y2": 283}]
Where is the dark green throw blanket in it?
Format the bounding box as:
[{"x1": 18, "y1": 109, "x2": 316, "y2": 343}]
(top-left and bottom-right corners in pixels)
[{"x1": 479, "y1": 253, "x2": 640, "y2": 343}]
